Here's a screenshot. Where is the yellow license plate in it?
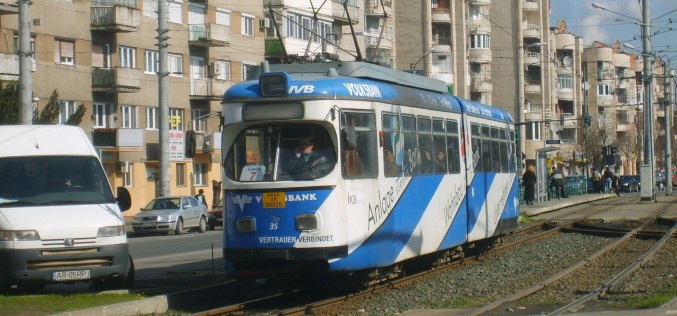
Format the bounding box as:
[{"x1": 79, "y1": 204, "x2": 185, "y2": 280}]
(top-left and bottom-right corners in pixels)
[{"x1": 263, "y1": 192, "x2": 285, "y2": 208}]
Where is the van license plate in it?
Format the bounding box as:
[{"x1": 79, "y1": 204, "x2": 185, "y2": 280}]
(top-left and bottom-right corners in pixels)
[{"x1": 52, "y1": 270, "x2": 90, "y2": 281}]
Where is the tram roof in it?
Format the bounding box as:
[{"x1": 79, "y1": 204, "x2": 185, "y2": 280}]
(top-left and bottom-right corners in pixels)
[{"x1": 223, "y1": 62, "x2": 513, "y2": 123}]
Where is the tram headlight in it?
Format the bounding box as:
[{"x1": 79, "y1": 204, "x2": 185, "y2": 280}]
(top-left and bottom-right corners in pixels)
[
  {"x1": 236, "y1": 217, "x2": 256, "y2": 233},
  {"x1": 295, "y1": 214, "x2": 318, "y2": 231}
]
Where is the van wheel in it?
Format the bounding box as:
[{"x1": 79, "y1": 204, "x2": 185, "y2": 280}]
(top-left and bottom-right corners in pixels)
[
  {"x1": 174, "y1": 218, "x2": 184, "y2": 235},
  {"x1": 198, "y1": 216, "x2": 207, "y2": 233}
]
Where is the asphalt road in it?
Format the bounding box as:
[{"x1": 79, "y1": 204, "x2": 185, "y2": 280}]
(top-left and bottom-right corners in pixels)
[{"x1": 129, "y1": 229, "x2": 225, "y2": 280}]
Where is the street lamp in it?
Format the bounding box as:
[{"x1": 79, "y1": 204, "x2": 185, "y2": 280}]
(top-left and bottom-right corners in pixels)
[
  {"x1": 592, "y1": 1, "x2": 655, "y2": 201},
  {"x1": 410, "y1": 47, "x2": 435, "y2": 76}
]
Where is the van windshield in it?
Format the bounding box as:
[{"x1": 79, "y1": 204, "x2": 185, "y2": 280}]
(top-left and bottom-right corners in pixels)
[{"x1": 0, "y1": 156, "x2": 115, "y2": 206}]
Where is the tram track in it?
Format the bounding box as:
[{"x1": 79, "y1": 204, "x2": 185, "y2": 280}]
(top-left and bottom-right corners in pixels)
[
  {"x1": 465, "y1": 214, "x2": 677, "y2": 316},
  {"x1": 189, "y1": 206, "x2": 676, "y2": 316}
]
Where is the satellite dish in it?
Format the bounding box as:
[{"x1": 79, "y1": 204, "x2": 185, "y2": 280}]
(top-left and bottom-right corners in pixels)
[
  {"x1": 582, "y1": 82, "x2": 591, "y2": 91},
  {"x1": 562, "y1": 56, "x2": 572, "y2": 66}
]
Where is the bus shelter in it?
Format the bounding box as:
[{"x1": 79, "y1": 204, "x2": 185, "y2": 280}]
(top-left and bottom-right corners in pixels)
[{"x1": 535, "y1": 147, "x2": 559, "y2": 203}]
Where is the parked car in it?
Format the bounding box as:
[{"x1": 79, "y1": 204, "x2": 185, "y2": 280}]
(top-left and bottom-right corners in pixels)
[
  {"x1": 132, "y1": 196, "x2": 208, "y2": 235},
  {"x1": 619, "y1": 175, "x2": 640, "y2": 192},
  {"x1": 207, "y1": 198, "x2": 223, "y2": 230}
]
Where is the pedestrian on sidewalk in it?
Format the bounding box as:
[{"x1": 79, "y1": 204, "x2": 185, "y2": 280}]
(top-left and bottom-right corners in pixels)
[
  {"x1": 522, "y1": 165, "x2": 537, "y2": 205},
  {"x1": 550, "y1": 166, "x2": 565, "y2": 199},
  {"x1": 603, "y1": 167, "x2": 613, "y2": 193}
]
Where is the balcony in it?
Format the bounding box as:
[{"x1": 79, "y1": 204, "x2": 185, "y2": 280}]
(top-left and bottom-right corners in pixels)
[
  {"x1": 92, "y1": 128, "x2": 144, "y2": 148},
  {"x1": 468, "y1": 0, "x2": 490, "y2": 5},
  {"x1": 91, "y1": 67, "x2": 141, "y2": 93},
  {"x1": 431, "y1": 8, "x2": 451, "y2": 23},
  {"x1": 562, "y1": 113, "x2": 576, "y2": 128},
  {"x1": 524, "y1": 80, "x2": 541, "y2": 94},
  {"x1": 524, "y1": 51, "x2": 541, "y2": 65},
  {"x1": 0, "y1": 52, "x2": 19, "y2": 81},
  {"x1": 522, "y1": 0, "x2": 538, "y2": 11},
  {"x1": 190, "y1": 78, "x2": 232, "y2": 100},
  {"x1": 431, "y1": 73, "x2": 453, "y2": 84},
  {"x1": 365, "y1": 0, "x2": 392, "y2": 16},
  {"x1": 90, "y1": 5, "x2": 140, "y2": 32},
  {"x1": 469, "y1": 48, "x2": 492, "y2": 63},
  {"x1": 468, "y1": 19, "x2": 491, "y2": 33},
  {"x1": 470, "y1": 74, "x2": 492, "y2": 92},
  {"x1": 557, "y1": 88, "x2": 573, "y2": 100},
  {"x1": 332, "y1": 0, "x2": 359, "y2": 24},
  {"x1": 189, "y1": 24, "x2": 230, "y2": 47},
  {"x1": 523, "y1": 24, "x2": 540, "y2": 39},
  {"x1": 0, "y1": 0, "x2": 17, "y2": 14}
]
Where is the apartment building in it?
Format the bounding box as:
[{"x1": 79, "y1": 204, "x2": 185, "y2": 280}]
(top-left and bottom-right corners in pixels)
[{"x1": 0, "y1": 0, "x2": 265, "y2": 215}]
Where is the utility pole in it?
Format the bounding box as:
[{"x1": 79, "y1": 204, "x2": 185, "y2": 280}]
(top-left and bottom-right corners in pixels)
[
  {"x1": 158, "y1": 0, "x2": 170, "y2": 197},
  {"x1": 18, "y1": 0, "x2": 32, "y2": 125},
  {"x1": 641, "y1": 0, "x2": 655, "y2": 201},
  {"x1": 664, "y1": 65, "x2": 672, "y2": 195}
]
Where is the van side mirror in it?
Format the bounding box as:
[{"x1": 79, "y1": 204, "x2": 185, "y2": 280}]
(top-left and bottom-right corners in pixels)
[{"x1": 116, "y1": 187, "x2": 132, "y2": 212}]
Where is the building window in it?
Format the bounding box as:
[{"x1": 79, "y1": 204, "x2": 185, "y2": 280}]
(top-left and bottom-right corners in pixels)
[
  {"x1": 557, "y1": 74, "x2": 573, "y2": 89},
  {"x1": 597, "y1": 84, "x2": 612, "y2": 96},
  {"x1": 169, "y1": 108, "x2": 183, "y2": 131},
  {"x1": 168, "y1": 0, "x2": 182, "y2": 24},
  {"x1": 123, "y1": 164, "x2": 133, "y2": 187},
  {"x1": 58, "y1": 101, "x2": 76, "y2": 124},
  {"x1": 242, "y1": 14, "x2": 254, "y2": 36},
  {"x1": 120, "y1": 46, "x2": 136, "y2": 69},
  {"x1": 176, "y1": 163, "x2": 186, "y2": 187},
  {"x1": 191, "y1": 109, "x2": 207, "y2": 132},
  {"x1": 144, "y1": 50, "x2": 159, "y2": 74},
  {"x1": 216, "y1": 8, "x2": 230, "y2": 26},
  {"x1": 525, "y1": 122, "x2": 542, "y2": 141},
  {"x1": 55, "y1": 39, "x2": 75, "y2": 65},
  {"x1": 143, "y1": 0, "x2": 158, "y2": 18},
  {"x1": 146, "y1": 107, "x2": 158, "y2": 130},
  {"x1": 469, "y1": 34, "x2": 490, "y2": 49},
  {"x1": 214, "y1": 61, "x2": 230, "y2": 80},
  {"x1": 242, "y1": 62, "x2": 256, "y2": 81},
  {"x1": 193, "y1": 163, "x2": 207, "y2": 186},
  {"x1": 93, "y1": 103, "x2": 112, "y2": 128},
  {"x1": 120, "y1": 105, "x2": 137, "y2": 128},
  {"x1": 168, "y1": 53, "x2": 183, "y2": 76}
]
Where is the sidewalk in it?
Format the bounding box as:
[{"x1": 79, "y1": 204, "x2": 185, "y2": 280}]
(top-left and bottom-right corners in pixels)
[{"x1": 521, "y1": 192, "x2": 617, "y2": 217}]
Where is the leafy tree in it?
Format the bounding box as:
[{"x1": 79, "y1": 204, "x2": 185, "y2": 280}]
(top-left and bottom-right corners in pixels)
[
  {"x1": 0, "y1": 82, "x2": 19, "y2": 124},
  {"x1": 31, "y1": 89, "x2": 86, "y2": 126}
]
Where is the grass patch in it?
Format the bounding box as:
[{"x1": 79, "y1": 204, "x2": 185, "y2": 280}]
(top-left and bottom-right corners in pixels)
[
  {"x1": 611, "y1": 287, "x2": 677, "y2": 309},
  {"x1": 0, "y1": 292, "x2": 145, "y2": 315},
  {"x1": 435, "y1": 297, "x2": 480, "y2": 309},
  {"x1": 519, "y1": 214, "x2": 534, "y2": 224},
  {"x1": 519, "y1": 295, "x2": 565, "y2": 306}
]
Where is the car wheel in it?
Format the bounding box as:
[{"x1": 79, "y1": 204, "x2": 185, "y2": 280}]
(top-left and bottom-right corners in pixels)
[
  {"x1": 174, "y1": 218, "x2": 184, "y2": 235},
  {"x1": 198, "y1": 216, "x2": 207, "y2": 233}
]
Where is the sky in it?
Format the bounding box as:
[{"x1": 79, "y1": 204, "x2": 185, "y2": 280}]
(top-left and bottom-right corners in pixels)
[{"x1": 549, "y1": 0, "x2": 677, "y2": 62}]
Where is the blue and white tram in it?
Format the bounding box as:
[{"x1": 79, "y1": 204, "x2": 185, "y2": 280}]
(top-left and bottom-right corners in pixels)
[{"x1": 219, "y1": 61, "x2": 519, "y2": 281}]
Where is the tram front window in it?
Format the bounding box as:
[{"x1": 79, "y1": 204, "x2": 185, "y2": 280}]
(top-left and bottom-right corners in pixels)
[{"x1": 224, "y1": 125, "x2": 336, "y2": 182}]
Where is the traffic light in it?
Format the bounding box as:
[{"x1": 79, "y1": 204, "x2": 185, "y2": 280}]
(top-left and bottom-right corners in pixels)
[
  {"x1": 560, "y1": 114, "x2": 565, "y2": 125},
  {"x1": 583, "y1": 115, "x2": 592, "y2": 126}
]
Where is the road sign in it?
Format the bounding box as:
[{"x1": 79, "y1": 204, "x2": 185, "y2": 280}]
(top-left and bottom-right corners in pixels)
[{"x1": 546, "y1": 139, "x2": 560, "y2": 144}]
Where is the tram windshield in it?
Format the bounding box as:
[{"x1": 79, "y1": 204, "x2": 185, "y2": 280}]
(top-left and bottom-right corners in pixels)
[{"x1": 224, "y1": 125, "x2": 336, "y2": 182}]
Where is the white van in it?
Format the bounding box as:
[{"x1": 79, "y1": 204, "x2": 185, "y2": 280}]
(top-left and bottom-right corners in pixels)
[{"x1": 0, "y1": 125, "x2": 133, "y2": 290}]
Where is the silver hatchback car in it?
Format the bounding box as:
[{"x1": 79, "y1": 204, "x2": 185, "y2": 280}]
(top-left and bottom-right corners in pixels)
[{"x1": 132, "y1": 196, "x2": 208, "y2": 235}]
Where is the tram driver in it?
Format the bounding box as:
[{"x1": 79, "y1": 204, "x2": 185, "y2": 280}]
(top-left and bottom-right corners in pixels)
[{"x1": 286, "y1": 138, "x2": 334, "y2": 180}]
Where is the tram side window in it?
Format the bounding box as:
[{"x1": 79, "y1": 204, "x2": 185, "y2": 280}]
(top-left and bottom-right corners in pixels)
[
  {"x1": 417, "y1": 117, "x2": 433, "y2": 175},
  {"x1": 446, "y1": 120, "x2": 461, "y2": 174},
  {"x1": 401, "y1": 116, "x2": 417, "y2": 176},
  {"x1": 432, "y1": 119, "x2": 447, "y2": 174},
  {"x1": 490, "y1": 127, "x2": 500, "y2": 172},
  {"x1": 481, "y1": 126, "x2": 492, "y2": 172},
  {"x1": 471, "y1": 123, "x2": 481, "y2": 171},
  {"x1": 508, "y1": 130, "x2": 516, "y2": 173},
  {"x1": 382, "y1": 113, "x2": 403, "y2": 177},
  {"x1": 341, "y1": 112, "x2": 377, "y2": 179},
  {"x1": 499, "y1": 129, "x2": 509, "y2": 173}
]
